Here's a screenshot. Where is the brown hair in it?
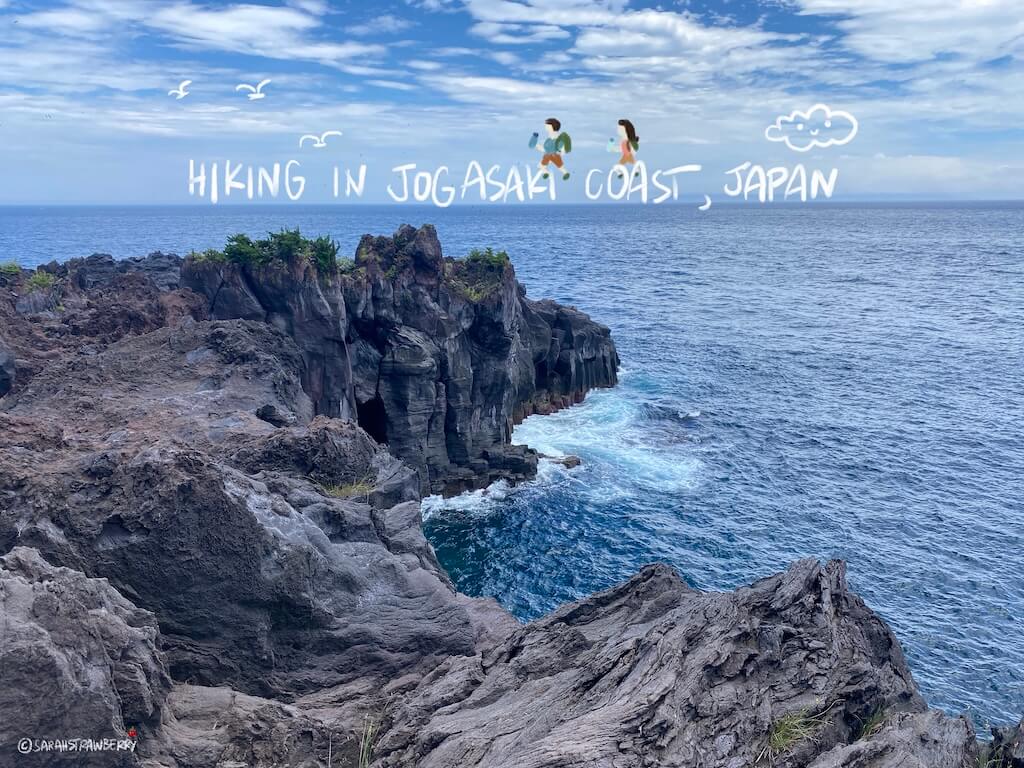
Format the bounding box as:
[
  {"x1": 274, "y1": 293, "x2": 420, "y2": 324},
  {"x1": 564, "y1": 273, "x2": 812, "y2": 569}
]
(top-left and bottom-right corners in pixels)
[
  {"x1": 619, "y1": 119, "x2": 639, "y2": 150},
  {"x1": 545, "y1": 118, "x2": 561, "y2": 132}
]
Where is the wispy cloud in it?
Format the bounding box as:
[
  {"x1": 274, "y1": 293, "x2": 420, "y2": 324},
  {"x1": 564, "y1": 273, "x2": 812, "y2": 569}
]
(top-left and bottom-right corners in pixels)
[
  {"x1": 347, "y1": 13, "x2": 416, "y2": 36},
  {"x1": 792, "y1": 0, "x2": 1024, "y2": 63}
]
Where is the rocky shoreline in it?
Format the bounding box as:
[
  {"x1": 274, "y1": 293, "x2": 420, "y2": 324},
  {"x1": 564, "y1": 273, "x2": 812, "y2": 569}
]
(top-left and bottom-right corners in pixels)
[{"x1": 0, "y1": 227, "x2": 1019, "y2": 767}]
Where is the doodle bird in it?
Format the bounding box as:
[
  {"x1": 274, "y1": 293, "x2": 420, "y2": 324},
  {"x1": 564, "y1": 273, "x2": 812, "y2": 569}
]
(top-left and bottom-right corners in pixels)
[
  {"x1": 235, "y1": 79, "x2": 271, "y2": 100},
  {"x1": 299, "y1": 130, "x2": 343, "y2": 148},
  {"x1": 168, "y1": 80, "x2": 192, "y2": 99}
]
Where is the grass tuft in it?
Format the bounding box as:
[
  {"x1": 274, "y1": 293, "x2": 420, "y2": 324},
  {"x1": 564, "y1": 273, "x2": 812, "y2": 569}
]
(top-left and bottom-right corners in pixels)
[
  {"x1": 27, "y1": 270, "x2": 56, "y2": 291},
  {"x1": 0, "y1": 261, "x2": 21, "y2": 275},
  {"x1": 758, "y1": 701, "x2": 842, "y2": 764},
  {"x1": 358, "y1": 716, "x2": 378, "y2": 768},
  {"x1": 977, "y1": 745, "x2": 1009, "y2": 768},
  {"x1": 319, "y1": 474, "x2": 375, "y2": 500},
  {"x1": 857, "y1": 708, "x2": 886, "y2": 739}
]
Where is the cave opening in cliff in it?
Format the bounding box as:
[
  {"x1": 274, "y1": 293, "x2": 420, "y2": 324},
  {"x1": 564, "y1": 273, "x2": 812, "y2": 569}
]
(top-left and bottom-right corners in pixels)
[
  {"x1": 357, "y1": 395, "x2": 389, "y2": 445},
  {"x1": 535, "y1": 360, "x2": 549, "y2": 389}
]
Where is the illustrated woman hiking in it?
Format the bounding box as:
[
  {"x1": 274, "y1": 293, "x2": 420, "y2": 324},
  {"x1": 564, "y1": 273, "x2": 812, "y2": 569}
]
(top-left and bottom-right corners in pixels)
[
  {"x1": 608, "y1": 119, "x2": 640, "y2": 177},
  {"x1": 530, "y1": 118, "x2": 572, "y2": 180}
]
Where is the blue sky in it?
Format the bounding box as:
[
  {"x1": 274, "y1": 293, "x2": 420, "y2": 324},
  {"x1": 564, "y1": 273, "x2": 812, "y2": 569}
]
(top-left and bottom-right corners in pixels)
[{"x1": 1, "y1": 0, "x2": 1022, "y2": 203}]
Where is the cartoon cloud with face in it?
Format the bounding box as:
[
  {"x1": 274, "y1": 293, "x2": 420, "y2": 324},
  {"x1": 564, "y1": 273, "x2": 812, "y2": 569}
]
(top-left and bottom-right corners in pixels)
[{"x1": 765, "y1": 104, "x2": 859, "y2": 153}]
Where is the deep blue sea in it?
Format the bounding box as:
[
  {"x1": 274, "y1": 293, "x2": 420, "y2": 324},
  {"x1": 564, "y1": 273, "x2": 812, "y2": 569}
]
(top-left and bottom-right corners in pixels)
[{"x1": 3, "y1": 203, "x2": 1022, "y2": 727}]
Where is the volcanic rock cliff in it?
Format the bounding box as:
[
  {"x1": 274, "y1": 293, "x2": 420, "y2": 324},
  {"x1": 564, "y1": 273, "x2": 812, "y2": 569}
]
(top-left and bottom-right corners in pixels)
[
  {"x1": 0, "y1": 229, "x2": 1015, "y2": 768},
  {"x1": 181, "y1": 224, "x2": 619, "y2": 495}
]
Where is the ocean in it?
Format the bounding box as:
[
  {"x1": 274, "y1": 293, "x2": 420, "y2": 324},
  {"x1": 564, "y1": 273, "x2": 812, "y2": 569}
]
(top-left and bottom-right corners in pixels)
[{"x1": 2, "y1": 203, "x2": 1022, "y2": 727}]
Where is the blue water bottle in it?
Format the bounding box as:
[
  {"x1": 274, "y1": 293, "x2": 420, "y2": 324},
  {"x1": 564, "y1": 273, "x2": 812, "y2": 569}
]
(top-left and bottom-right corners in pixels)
[{"x1": 528, "y1": 132, "x2": 539, "y2": 149}]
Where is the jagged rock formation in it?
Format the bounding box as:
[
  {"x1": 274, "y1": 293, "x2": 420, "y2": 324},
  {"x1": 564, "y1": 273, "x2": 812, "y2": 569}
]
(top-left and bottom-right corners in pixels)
[
  {"x1": 0, "y1": 253, "x2": 205, "y2": 397},
  {"x1": 371, "y1": 560, "x2": 962, "y2": 768},
  {"x1": 0, "y1": 320, "x2": 504, "y2": 704},
  {"x1": 0, "y1": 235, "x2": 1013, "y2": 768},
  {"x1": 183, "y1": 225, "x2": 619, "y2": 494}
]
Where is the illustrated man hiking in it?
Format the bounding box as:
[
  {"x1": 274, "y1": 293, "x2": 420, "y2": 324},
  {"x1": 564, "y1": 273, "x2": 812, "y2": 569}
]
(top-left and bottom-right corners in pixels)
[{"x1": 529, "y1": 117, "x2": 572, "y2": 180}]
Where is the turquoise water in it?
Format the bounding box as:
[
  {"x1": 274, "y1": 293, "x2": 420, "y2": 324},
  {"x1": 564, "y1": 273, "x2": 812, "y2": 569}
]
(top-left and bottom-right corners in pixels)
[{"x1": 3, "y1": 203, "x2": 1022, "y2": 726}]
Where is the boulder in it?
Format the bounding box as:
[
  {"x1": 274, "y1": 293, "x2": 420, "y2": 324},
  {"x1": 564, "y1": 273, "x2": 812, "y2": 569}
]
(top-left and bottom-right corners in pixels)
[
  {"x1": 0, "y1": 547, "x2": 170, "y2": 768},
  {"x1": 545, "y1": 453, "x2": 582, "y2": 469}
]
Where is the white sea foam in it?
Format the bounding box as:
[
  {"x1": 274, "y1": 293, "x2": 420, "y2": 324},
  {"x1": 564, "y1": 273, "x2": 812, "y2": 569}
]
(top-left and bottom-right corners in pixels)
[
  {"x1": 421, "y1": 479, "x2": 515, "y2": 520},
  {"x1": 514, "y1": 389, "x2": 703, "y2": 496}
]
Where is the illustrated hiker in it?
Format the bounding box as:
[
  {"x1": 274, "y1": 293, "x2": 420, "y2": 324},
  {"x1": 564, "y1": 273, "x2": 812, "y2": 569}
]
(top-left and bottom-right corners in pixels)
[
  {"x1": 609, "y1": 118, "x2": 639, "y2": 178},
  {"x1": 530, "y1": 117, "x2": 572, "y2": 180}
]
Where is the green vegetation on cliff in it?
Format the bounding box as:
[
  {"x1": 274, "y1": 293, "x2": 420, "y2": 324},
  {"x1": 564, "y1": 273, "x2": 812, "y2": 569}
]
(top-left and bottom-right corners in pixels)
[
  {"x1": 445, "y1": 247, "x2": 511, "y2": 302},
  {"x1": 191, "y1": 229, "x2": 341, "y2": 276},
  {"x1": 27, "y1": 270, "x2": 56, "y2": 291}
]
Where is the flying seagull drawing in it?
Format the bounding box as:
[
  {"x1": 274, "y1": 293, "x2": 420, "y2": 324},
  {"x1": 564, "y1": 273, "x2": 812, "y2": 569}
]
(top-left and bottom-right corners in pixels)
[
  {"x1": 168, "y1": 80, "x2": 192, "y2": 100},
  {"x1": 299, "y1": 130, "x2": 343, "y2": 148},
  {"x1": 235, "y1": 79, "x2": 271, "y2": 101}
]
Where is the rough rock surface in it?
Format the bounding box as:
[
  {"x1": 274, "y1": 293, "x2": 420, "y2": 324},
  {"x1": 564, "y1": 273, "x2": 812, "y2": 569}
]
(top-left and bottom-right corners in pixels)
[
  {"x1": 0, "y1": 232, "x2": 1012, "y2": 768},
  {"x1": 372, "y1": 560, "x2": 938, "y2": 768},
  {"x1": 183, "y1": 225, "x2": 619, "y2": 494},
  {"x1": 0, "y1": 252, "x2": 206, "y2": 397},
  {"x1": 182, "y1": 249, "x2": 356, "y2": 422},
  {"x1": 808, "y1": 710, "x2": 977, "y2": 768},
  {"x1": 0, "y1": 546, "x2": 170, "y2": 767},
  {"x1": 0, "y1": 335, "x2": 13, "y2": 396},
  {"x1": 0, "y1": 320, "x2": 500, "y2": 702},
  {"x1": 992, "y1": 719, "x2": 1024, "y2": 767}
]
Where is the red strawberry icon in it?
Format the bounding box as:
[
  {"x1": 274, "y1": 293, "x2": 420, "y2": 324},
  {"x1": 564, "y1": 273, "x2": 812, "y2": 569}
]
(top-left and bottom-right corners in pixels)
[{"x1": 127, "y1": 727, "x2": 137, "y2": 739}]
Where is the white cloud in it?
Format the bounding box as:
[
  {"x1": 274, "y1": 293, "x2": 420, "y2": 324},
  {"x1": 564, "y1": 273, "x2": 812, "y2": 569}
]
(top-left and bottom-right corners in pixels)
[
  {"x1": 13, "y1": 0, "x2": 384, "y2": 69},
  {"x1": 470, "y1": 21, "x2": 571, "y2": 44},
  {"x1": 404, "y1": 0, "x2": 460, "y2": 11},
  {"x1": 365, "y1": 79, "x2": 418, "y2": 91},
  {"x1": 146, "y1": 3, "x2": 383, "y2": 64},
  {"x1": 286, "y1": 0, "x2": 328, "y2": 13},
  {"x1": 347, "y1": 14, "x2": 416, "y2": 36},
  {"x1": 15, "y1": 8, "x2": 109, "y2": 34},
  {"x1": 793, "y1": 0, "x2": 1024, "y2": 63},
  {"x1": 407, "y1": 59, "x2": 445, "y2": 71},
  {"x1": 489, "y1": 50, "x2": 520, "y2": 66}
]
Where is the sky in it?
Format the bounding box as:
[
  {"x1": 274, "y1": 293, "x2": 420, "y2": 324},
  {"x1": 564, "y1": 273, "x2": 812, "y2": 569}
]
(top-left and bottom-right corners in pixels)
[{"x1": 1, "y1": 0, "x2": 1023, "y2": 203}]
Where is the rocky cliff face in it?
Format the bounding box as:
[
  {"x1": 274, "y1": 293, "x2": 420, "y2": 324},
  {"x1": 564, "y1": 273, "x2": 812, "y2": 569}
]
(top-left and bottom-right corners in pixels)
[
  {"x1": 0, "y1": 236, "x2": 1012, "y2": 768},
  {"x1": 182, "y1": 225, "x2": 619, "y2": 495}
]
